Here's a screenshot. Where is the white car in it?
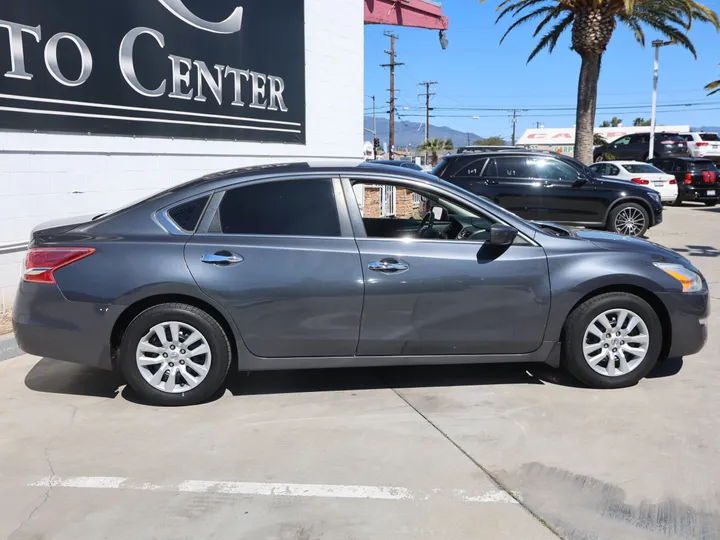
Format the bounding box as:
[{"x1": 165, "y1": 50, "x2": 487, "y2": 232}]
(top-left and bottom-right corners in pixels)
[
  {"x1": 589, "y1": 161, "x2": 678, "y2": 203},
  {"x1": 679, "y1": 132, "x2": 720, "y2": 159}
]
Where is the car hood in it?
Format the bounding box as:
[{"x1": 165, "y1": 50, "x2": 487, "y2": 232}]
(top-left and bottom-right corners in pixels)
[{"x1": 573, "y1": 228, "x2": 694, "y2": 266}]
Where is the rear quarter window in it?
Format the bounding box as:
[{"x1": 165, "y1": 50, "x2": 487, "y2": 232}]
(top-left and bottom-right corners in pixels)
[
  {"x1": 167, "y1": 196, "x2": 210, "y2": 232},
  {"x1": 700, "y1": 133, "x2": 720, "y2": 142},
  {"x1": 689, "y1": 161, "x2": 719, "y2": 172}
]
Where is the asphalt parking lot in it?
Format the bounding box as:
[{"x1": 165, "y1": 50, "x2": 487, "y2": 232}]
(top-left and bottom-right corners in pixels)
[{"x1": 1, "y1": 204, "x2": 719, "y2": 540}]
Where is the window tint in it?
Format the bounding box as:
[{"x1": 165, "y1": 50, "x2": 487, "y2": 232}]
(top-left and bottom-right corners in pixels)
[
  {"x1": 493, "y1": 157, "x2": 534, "y2": 178},
  {"x1": 673, "y1": 161, "x2": 687, "y2": 172},
  {"x1": 218, "y1": 179, "x2": 340, "y2": 237},
  {"x1": 614, "y1": 136, "x2": 631, "y2": 145},
  {"x1": 651, "y1": 159, "x2": 669, "y2": 171},
  {"x1": 631, "y1": 134, "x2": 649, "y2": 144},
  {"x1": 591, "y1": 164, "x2": 606, "y2": 175},
  {"x1": 681, "y1": 134, "x2": 695, "y2": 142},
  {"x1": 607, "y1": 165, "x2": 620, "y2": 176},
  {"x1": 451, "y1": 158, "x2": 487, "y2": 177},
  {"x1": 481, "y1": 159, "x2": 498, "y2": 177},
  {"x1": 689, "y1": 161, "x2": 719, "y2": 172},
  {"x1": 623, "y1": 164, "x2": 663, "y2": 174},
  {"x1": 700, "y1": 133, "x2": 720, "y2": 142},
  {"x1": 167, "y1": 196, "x2": 210, "y2": 232},
  {"x1": 533, "y1": 158, "x2": 578, "y2": 181}
]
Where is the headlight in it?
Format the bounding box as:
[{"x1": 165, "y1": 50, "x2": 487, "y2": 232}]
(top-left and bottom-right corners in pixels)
[
  {"x1": 647, "y1": 192, "x2": 661, "y2": 204},
  {"x1": 654, "y1": 262, "x2": 704, "y2": 292}
]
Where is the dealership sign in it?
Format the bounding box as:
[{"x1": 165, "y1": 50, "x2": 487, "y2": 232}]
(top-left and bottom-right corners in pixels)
[{"x1": 0, "y1": 0, "x2": 306, "y2": 143}]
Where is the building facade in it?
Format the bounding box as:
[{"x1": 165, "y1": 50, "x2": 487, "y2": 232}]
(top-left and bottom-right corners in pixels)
[{"x1": 0, "y1": 0, "x2": 364, "y2": 308}]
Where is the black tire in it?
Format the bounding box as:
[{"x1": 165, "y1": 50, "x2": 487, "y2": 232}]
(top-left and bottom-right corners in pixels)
[
  {"x1": 562, "y1": 292, "x2": 662, "y2": 389},
  {"x1": 607, "y1": 202, "x2": 649, "y2": 237},
  {"x1": 119, "y1": 303, "x2": 231, "y2": 406},
  {"x1": 672, "y1": 196, "x2": 683, "y2": 207},
  {"x1": 704, "y1": 201, "x2": 717, "y2": 207}
]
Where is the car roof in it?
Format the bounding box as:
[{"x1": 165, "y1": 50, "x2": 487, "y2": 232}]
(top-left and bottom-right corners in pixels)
[
  {"x1": 653, "y1": 156, "x2": 713, "y2": 162},
  {"x1": 594, "y1": 161, "x2": 657, "y2": 166}
]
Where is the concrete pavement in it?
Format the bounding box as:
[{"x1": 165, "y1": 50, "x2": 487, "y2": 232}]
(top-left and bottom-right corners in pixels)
[{"x1": 1, "y1": 204, "x2": 719, "y2": 539}]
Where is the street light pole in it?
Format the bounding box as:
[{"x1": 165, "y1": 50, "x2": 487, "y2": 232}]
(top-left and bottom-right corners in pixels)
[{"x1": 649, "y1": 40, "x2": 675, "y2": 160}]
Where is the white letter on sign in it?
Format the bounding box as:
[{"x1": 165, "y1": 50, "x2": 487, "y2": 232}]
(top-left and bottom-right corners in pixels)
[
  {"x1": 120, "y1": 27, "x2": 167, "y2": 97},
  {"x1": 157, "y1": 0, "x2": 243, "y2": 34},
  {"x1": 44, "y1": 32, "x2": 93, "y2": 87},
  {"x1": 0, "y1": 20, "x2": 41, "y2": 80}
]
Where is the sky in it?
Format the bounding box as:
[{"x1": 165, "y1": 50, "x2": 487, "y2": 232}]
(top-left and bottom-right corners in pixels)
[{"x1": 364, "y1": 0, "x2": 720, "y2": 141}]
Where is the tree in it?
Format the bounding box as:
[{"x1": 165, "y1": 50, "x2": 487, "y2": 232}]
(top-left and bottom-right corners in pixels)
[
  {"x1": 633, "y1": 117, "x2": 651, "y2": 126},
  {"x1": 487, "y1": 0, "x2": 720, "y2": 164},
  {"x1": 473, "y1": 136, "x2": 507, "y2": 146},
  {"x1": 418, "y1": 138, "x2": 454, "y2": 165},
  {"x1": 706, "y1": 65, "x2": 720, "y2": 95},
  {"x1": 593, "y1": 133, "x2": 608, "y2": 147},
  {"x1": 600, "y1": 117, "x2": 623, "y2": 128}
]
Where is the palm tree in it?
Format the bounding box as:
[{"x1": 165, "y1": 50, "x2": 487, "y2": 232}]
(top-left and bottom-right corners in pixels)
[
  {"x1": 706, "y1": 66, "x2": 720, "y2": 95},
  {"x1": 418, "y1": 138, "x2": 454, "y2": 165},
  {"x1": 487, "y1": 0, "x2": 720, "y2": 164}
]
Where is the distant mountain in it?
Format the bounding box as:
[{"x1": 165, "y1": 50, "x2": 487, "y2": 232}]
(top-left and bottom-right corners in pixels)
[
  {"x1": 695, "y1": 126, "x2": 720, "y2": 133},
  {"x1": 364, "y1": 116, "x2": 494, "y2": 149}
]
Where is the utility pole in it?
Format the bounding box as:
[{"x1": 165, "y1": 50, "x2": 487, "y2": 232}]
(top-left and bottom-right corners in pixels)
[
  {"x1": 364, "y1": 94, "x2": 377, "y2": 158},
  {"x1": 511, "y1": 109, "x2": 519, "y2": 146},
  {"x1": 649, "y1": 40, "x2": 675, "y2": 159},
  {"x1": 467, "y1": 133, "x2": 471, "y2": 146},
  {"x1": 418, "y1": 81, "x2": 437, "y2": 143},
  {"x1": 382, "y1": 32, "x2": 403, "y2": 160}
]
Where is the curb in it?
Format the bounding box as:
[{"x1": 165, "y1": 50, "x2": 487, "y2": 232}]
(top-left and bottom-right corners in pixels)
[{"x1": 0, "y1": 334, "x2": 21, "y2": 362}]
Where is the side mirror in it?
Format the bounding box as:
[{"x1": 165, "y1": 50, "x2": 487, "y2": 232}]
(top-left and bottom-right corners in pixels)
[{"x1": 489, "y1": 224, "x2": 518, "y2": 246}]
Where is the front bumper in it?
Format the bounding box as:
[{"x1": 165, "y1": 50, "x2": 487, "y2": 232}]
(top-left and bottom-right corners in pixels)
[
  {"x1": 13, "y1": 281, "x2": 121, "y2": 370},
  {"x1": 658, "y1": 290, "x2": 710, "y2": 359}
]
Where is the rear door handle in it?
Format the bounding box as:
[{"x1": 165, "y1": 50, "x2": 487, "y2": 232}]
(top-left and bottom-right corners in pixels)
[
  {"x1": 201, "y1": 251, "x2": 244, "y2": 266},
  {"x1": 368, "y1": 258, "x2": 409, "y2": 274}
]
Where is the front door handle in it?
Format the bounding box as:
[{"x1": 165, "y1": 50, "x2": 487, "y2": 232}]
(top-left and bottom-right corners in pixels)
[
  {"x1": 201, "y1": 251, "x2": 244, "y2": 266},
  {"x1": 368, "y1": 258, "x2": 409, "y2": 274}
]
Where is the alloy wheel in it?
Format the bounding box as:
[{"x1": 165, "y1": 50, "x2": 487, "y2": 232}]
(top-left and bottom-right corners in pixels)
[
  {"x1": 135, "y1": 321, "x2": 212, "y2": 393},
  {"x1": 614, "y1": 207, "x2": 646, "y2": 237},
  {"x1": 582, "y1": 308, "x2": 649, "y2": 377}
]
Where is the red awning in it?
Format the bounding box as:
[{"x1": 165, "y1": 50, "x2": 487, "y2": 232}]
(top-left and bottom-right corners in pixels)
[{"x1": 364, "y1": 0, "x2": 449, "y2": 30}]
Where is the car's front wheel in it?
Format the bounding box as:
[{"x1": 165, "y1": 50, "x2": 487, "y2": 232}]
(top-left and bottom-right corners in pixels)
[
  {"x1": 562, "y1": 292, "x2": 662, "y2": 389},
  {"x1": 119, "y1": 303, "x2": 232, "y2": 406},
  {"x1": 607, "y1": 203, "x2": 649, "y2": 237}
]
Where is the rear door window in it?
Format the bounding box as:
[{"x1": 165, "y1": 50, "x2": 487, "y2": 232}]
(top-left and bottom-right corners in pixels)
[
  {"x1": 532, "y1": 158, "x2": 578, "y2": 181},
  {"x1": 492, "y1": 157, "x2": 535, "y2": 178},
  {"x1": 451, "y1": 158, "x2": 488, "y2": 177},
  {"x1": 216, "y1": 178, "x2": 341, "y2": 237}
]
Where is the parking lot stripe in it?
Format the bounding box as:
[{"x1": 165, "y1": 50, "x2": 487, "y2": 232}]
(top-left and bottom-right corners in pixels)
[{"x1": 28, "y1": 476, "x2": 518, "y2": 504}]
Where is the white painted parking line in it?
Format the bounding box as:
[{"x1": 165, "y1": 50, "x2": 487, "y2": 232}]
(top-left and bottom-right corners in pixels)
[{"x1": 29, "y1": 476, "x2": 518, "y2": 504}]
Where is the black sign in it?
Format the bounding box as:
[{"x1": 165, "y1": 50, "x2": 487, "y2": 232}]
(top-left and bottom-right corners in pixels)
[{"x1": 0, "y1": 0, "x2": 306, "y2": 143}]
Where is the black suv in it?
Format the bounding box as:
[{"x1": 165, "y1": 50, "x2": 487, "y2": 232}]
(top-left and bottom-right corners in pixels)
[
  {"x1": 649, "y1": 157, "x2": 720, "y2": 206},
  {"x1": 594, "y1": 133, "x2": 689, "y2": 162},
  {"x1": 433, "y1": 149, "x2": 663, "y2": 237}
]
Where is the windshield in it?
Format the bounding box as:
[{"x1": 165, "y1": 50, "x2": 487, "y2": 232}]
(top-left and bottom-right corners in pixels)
[
  {"x1": 690, "y1": 161, "x2": 719, "y2": 172},
  {"x1": 623, "y1": 164, "x2": 664, "y2": 174},
  {"x1": 700, "y1": 133, "x2": 720, "y2": 142}
]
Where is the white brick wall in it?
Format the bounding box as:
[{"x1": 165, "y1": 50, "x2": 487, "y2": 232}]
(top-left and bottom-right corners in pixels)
[{"x1": 0, "y1": 0, "x2": 364, "y2": 309}]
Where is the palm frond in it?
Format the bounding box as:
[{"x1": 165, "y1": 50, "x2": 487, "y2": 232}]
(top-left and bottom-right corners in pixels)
[
  {"x1": 500, "y1": 6, "x2": 556, "y2": 43},
  {"x1": 706, "y1": 80, "x2": 720, "y2": 96},
  {"x1": 496, "y1": 0, "x2": 548, "y2": 23},
  {"x1": 533, "y1": 5, "x2": 567, "y2": 37},
  {"x1": 527, "y1": 13, "x2": 574, "y2": 62},
  {"x1": 633, "y1": 11, "x2": 698, "y2": 56},
  {"x1": 616, "y1": 13, "x2": 645, "y2": 45}
]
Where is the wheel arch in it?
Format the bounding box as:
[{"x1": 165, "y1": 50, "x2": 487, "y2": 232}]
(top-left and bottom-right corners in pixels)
[
  {"x1": 561, "y1": 284, "x2": 672, "y2": 362},
  {"x1": 110, "y1": 293, "x2": 239, "y2": 369},
  {"x1": 603, "y1": 197, "x2": 654, "y2": 227}
]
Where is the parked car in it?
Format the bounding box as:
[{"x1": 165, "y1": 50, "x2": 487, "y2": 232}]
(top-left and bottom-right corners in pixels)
[
  {"x1": 13, "y1": 163, "x2": 708, "y2": 405},
  {"x1": 594, "y1": 133, "x2": 689, "y2": 162},
  {"x1": 649, "y1": 157, "x2": 720, "y2": 206},
  {"x1": 432, "y1": 149, "x2": 663, "y2": 237},
  {"x1": 679, "y1": 132, "x2": 720, "y2": 160},
  {"x1": 589, "y1": 161, "x2": 678, "y2": 204},
  {"x1": 371, "y1": 159, "x2": 424, "y2": 171}
]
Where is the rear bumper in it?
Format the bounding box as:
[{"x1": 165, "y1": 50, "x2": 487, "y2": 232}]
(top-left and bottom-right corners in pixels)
[
  {"x1": 12, "y1": 281, "x2": 121, "y2": 370},
  {"x1": 680, "y1": 186, "x2": 720, "y2": 202},
  {"x1": 658, "y1": 290, "x2": 710, "y2": 358}
]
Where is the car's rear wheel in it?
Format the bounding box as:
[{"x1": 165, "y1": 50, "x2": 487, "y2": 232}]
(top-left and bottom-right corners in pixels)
[
  {"x1": 704, "y1": 201, "x2": 717, "y2": 207},
  {"x1": 119, "y1": 303, "x2": 231, "y2": 406},
  {"x1": 562, "y1": 292, "x2": 662, "y2": 389},
  {"x1": 607, "y1": 203, "x2": 649, "y2": 237}
]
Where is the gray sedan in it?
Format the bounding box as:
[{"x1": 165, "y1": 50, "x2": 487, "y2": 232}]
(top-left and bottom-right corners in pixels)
[{"x1": 13, "y1": 162, "x2": 709, "y2": 405}]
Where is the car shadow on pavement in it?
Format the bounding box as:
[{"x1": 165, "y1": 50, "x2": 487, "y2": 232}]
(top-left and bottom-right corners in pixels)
[
  {"x1": 24, "y1": 356, "x2": 685, "y2": 402},
  {"x1": 672, "y1": 245, "x2": 720, "y2": 257},
  {"x1": 25, "y1": 357, "x2": 124, "y2": 398}
]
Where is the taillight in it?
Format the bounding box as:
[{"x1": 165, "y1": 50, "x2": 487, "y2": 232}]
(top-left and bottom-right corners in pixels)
[
  {"x1": 669, "y1": 179, "x2": 677, "y2": 185},
  {"x1": 684, "y1": 174, "x2": 693, "y2": 185},
  {"x1": 660, "y1": 140, "x2": 676, "y2": 145},
  {"x1": 696, "y1": 142, "x2": 709, "y2": 147},
  {"x1": 23, "y1": 248, "x2": 95, "y2": 284},
  {"x1": 631, "y1": 178, "x2": 650, "y2": 185}
]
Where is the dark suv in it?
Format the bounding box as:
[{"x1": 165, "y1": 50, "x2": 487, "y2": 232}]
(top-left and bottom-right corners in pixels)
[
  {"x1": 594, "y1": 133, "x2": 689, "y2": 162},
  {"x1": 649, "y1": 157, "x2": 720, "y2": 206},
  {"x1": 433, "y1": 150, "x2": 663, "y2": 237}
]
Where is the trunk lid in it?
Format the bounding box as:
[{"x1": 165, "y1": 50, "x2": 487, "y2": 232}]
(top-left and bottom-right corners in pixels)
[{"x1": 31, "y1": 214, "x2": 99, "y2": 244}]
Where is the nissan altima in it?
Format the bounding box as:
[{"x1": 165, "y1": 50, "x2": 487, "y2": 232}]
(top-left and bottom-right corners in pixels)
[{"x1": 13, "y1": 162, "x2": 709, "y2": 405}]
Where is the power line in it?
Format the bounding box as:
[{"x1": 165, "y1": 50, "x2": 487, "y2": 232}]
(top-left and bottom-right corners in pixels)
[{"x1": 418, "y1": 81, "x2": 438, "y2": 143}]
